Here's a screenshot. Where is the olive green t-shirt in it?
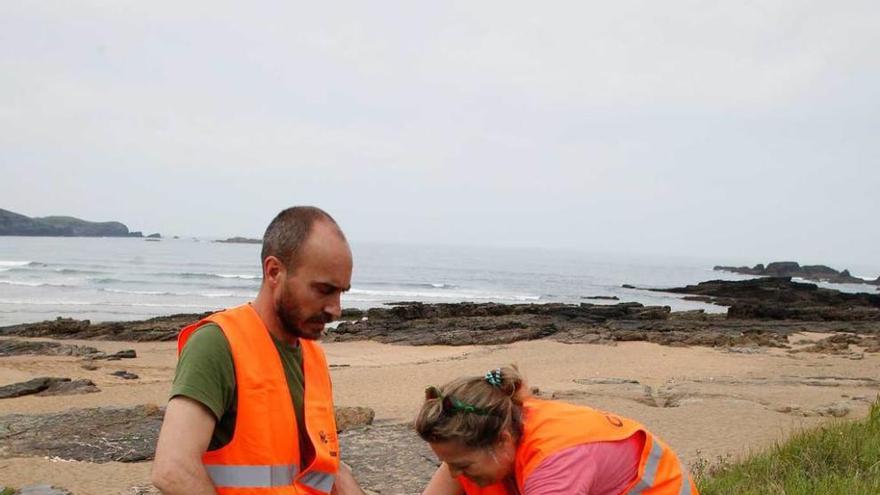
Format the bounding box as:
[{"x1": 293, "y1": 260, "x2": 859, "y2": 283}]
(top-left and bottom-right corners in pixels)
[{"x1": 170, "y1": 323, "x2": 312, "y2": 462}]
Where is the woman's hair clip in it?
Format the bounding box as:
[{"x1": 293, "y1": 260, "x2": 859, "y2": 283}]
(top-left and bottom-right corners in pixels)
[
  {"x1": 425, "y1": 385, "x2": 442, "y2": 400},
  {"x1": 485, "y1": 368, "x2": 502, "y2": 388}
]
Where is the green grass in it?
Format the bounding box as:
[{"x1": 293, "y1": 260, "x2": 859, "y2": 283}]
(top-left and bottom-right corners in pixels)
[{"x1": 695, "y1": 397, "x2": 880, "y2": 495}]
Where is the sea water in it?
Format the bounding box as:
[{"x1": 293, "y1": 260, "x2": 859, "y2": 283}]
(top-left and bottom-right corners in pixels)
[{"x1": 1, "y1": 237, "x2": 877, "y2": 326}]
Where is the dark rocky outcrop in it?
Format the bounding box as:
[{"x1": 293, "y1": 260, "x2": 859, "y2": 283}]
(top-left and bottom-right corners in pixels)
[
  {"x1": 0, "y1": 405, "x2": 164, "y2": 462},
  {"x1": 110, "y1": 371, "x2": 139, "y2": 380},
  {"x1": 0, "y1": 208, "x2": 142, "y2": 237},
  {"x1": 653, "y1": 277, "x2": 880, "y2": 321},
  {"x1": 714, "y1": 261, "x2": 879, "y2": 286},
  {"x1": 328, "y1": 302, "x2": 671, "y2": 346},
  {"x1": 0, "y1": 339, "x2": 100, "y2": 357},
  {"x1": 94, "y1": 349, "x2": 137, "y2": 360},
  {"x1": 0, "y1": 377, "x2": 99, "y2": 399},
  {"x1": 0, "y1": 312, "x2": 212, "y2": 341},
  {"x1": 214, "y1": 237, "x2": 262, "y2": 244}
]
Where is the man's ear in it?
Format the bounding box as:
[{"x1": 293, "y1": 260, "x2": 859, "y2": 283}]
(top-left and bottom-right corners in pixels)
[{"x1": 263, "y1": 256, "x2": 285, "y2": 287}]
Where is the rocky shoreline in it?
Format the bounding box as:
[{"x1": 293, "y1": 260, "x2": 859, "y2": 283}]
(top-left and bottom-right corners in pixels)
[{"x1": 2, "y1": 278, "x2": 879, "y2": 353}]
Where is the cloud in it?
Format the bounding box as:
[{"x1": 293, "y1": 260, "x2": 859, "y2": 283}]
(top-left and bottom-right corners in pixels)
[{"x1": 1, "y1": 1, "x2": 878, "y2": 265}]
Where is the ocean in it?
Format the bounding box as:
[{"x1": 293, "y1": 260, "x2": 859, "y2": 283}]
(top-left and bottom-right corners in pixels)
[{"x1": 1, "y1": 237, "x2": 877, "y2": 327}]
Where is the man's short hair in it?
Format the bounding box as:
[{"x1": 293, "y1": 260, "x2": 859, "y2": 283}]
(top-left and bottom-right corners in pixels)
[{"x1": 261, "y1": 206, "x2": 344, "y2": 271}]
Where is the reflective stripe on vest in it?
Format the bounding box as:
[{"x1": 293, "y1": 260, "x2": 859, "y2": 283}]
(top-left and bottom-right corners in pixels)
[
  {"x1": 206, "y1": 464, "x2": 298, "y2": 488},
  {"x1": 680, "y1": 474, "x2": 692, "y2": 495},
  {"x1": 627, "y1": 438, "x2": 692, "y2": 495},
  {"x1": 628, "y1": 439, "x2": 663, "y2": 494},
  {"x1": 300, "y1": 471, "x2": 337, "y2": 492}
]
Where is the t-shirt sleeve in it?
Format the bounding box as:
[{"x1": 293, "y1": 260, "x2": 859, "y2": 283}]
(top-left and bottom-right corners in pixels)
[{"x1": 170, "y1": 323, "x2": 235, "y2": 421}]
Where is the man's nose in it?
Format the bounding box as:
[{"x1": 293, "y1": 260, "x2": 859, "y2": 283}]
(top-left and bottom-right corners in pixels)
[{"x1": 325, "y1": 294, "x2": 342, "y2": 320}]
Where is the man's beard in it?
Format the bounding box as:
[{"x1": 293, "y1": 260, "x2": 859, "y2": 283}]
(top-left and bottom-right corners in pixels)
[{"x1": 276, "y1": 285, "x2": 329, "y2": 340}]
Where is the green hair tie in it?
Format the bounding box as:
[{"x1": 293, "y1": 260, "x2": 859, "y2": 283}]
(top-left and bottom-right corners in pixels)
[
  {"x1": 444, "y1": 396, "x2": 491, "y2": 416},
  {"x1": 425, "y1": 385, "x2": 491, "y2": 416}
]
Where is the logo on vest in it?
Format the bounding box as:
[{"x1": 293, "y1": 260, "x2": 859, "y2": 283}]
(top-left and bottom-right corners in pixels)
[
  {"x1": 605, "y1": 414, "x2": 624, "y2": 427},
  {"x1": 319, "y1": 430, "x2": 329, "y2": 444}
]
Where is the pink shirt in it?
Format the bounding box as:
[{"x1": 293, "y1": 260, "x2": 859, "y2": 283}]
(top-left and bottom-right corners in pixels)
[{"x1": 521, "y1": 433, "x2": 644, "y2": 495}]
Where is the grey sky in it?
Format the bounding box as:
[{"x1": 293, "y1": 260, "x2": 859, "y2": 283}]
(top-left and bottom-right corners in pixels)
[{"x1": 2, "y1": 1, "x2": 878, "y2": 268}]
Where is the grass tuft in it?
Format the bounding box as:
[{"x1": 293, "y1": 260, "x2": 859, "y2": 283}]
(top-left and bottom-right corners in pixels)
[{"x1": 695, "y1": 397, "x2": 880, "y2": 495}]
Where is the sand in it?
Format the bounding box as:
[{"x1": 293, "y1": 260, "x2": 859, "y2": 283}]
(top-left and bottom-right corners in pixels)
[{"x1": 1, "y1": 333, "x2": 878, "y2": 494}]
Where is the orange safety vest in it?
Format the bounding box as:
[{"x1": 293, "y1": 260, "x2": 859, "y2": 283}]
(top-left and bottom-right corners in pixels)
[
  {"x1": 457, "y1": 398, "x2": 697, "y2": 495},
  {"x1": 177, "y1": 304, "x2": 339, "y2": 494}
]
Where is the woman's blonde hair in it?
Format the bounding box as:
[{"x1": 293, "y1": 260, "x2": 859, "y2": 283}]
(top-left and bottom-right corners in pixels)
[{"x1": 414, "y1": 365, "x2": 529, "y2": 448}]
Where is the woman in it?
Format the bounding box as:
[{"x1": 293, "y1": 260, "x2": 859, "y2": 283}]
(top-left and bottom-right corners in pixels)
[{"x1": 415, "y1": 365, "x2": 697, "y2": 495}]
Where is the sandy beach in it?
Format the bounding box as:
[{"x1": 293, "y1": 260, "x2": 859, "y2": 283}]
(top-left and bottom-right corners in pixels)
[{"x1": 1, "y1": 329, "x2": 878, "y2": 494}]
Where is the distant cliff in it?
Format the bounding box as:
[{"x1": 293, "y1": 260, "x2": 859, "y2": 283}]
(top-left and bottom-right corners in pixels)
[{"x1": 0, "y1": 208, "x2": 142, "y2": 237}]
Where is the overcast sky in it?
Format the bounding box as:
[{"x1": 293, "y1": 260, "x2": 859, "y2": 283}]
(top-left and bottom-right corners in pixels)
[{"x1": 2, "y1": 1, "x2": 878, "y2": 268}]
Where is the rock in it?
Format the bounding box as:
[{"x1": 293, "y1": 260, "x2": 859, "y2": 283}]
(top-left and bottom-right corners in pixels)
[
  {"x1": 214, "y1": 237, "x2": 262, "y2": 244},
  {"x1": 15, "y1": 486, "x2": 72, "y2": 495},
  {"x1": 38, "y1": 379, "x2": 99, "y2": 396},
  {"x1": 328, "y1": 302, "x2": 669, "y2": 346},
  {"x1": 111, "y1": 371, "x2": 139, "y2": 380},
  {"x1": 335, "y1": 406, "x2": 375, "y2": 432},
  {"x1": 0, "y1": 377, "x2": 61, "y2": 398},
  {"x1": 793, "y1": 334, "x2": 867, "y2": 354},
  {"x1": 814, "y1": 403, "x2": 850, "y2": 418},
  {"x1": 581, "y1": 295, "x2": 620, "y2": 300},
  {"x1": 0, "y1": 339, "x2": 100, "y2": 357},
  {"x1": 574, "y1": 378, "x2": 640, "y2": 385},
  {"x1": 121, "y1": 485, "x2": 160, "y2": 495},
  {"x1": 714, "y1": 261, "x2": 879, "y2": 286},
  {"x1": 339, "y1": 424, "x2": 438, "y2": 494},
  {"x1": 81, "y1": 360, "x2": 99, "y2": 371},
  {"x1": 719, "y1": 346, "x2": 765, "y2": 354},
  {"x1": 94, "y1": 349, "x2": 137, "y2": 360},
  {"x1": 654, "y1": 277, "x2": 880, "y2": 321},
  {"x1": 340, "y1": 308, "x2": 365, "y2": 319},
  {"x1": 0, "y1": 405, "x2": 164, "y2": 462},
  {"x1": 0, "y1": 377, "x2": 98, "y2": 399},
  {"x1": 0, "y1": 312, "x2": 211, "y2": 341},
  {"x1": 638, "y1": 385, "x2": 684, "y2": 408}
]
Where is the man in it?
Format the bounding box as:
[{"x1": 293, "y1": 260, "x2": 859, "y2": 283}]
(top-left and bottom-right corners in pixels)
[{"x1": 152, "y1": 206, "x2": 365, "y2": 494}]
